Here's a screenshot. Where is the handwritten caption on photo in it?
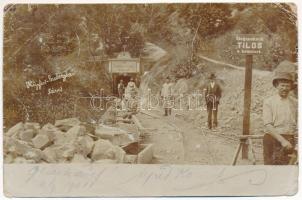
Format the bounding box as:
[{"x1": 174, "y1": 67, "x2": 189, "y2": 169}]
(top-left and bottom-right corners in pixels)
[{"x1": 25, "y1": 71, "x2": 75, "y2": 95}]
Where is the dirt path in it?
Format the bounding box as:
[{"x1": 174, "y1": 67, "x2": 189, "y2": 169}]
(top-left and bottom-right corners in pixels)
[
  {"x1": 137, "y1": 109, "x2": 242, "y2": 165},
  {"x1": 136, "y1": 54, "x2": 269, "y2": 165},
  {"x1": 137, "y1": 112, "x2": 185, "y2": 164}
]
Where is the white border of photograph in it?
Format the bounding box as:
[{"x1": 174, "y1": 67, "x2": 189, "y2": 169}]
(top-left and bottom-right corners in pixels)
[{"x1": 1, "y1": 0, "x2": 301, "y2": 199}]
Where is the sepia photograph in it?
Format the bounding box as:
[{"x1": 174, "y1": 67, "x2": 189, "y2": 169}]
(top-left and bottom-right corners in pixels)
[
  {"x1": 2, "y1": 1, "x2": 299, "y2": 197},
  {"x1": 3, "y1": 2, "x2": 298, "y2": 165}
]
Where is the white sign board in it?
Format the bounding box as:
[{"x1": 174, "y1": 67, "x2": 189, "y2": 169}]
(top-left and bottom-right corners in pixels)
[
  {"x1": 235, "y1": 34, "x2": 266, "y2": 54},
  {"x1": 109, "y1": 60, "x2": 140, "y2": 73}
]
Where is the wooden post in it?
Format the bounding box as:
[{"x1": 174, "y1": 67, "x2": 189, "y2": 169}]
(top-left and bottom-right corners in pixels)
[{"x1": 242, "y1": 54, "x2": 253, "y2": 159}]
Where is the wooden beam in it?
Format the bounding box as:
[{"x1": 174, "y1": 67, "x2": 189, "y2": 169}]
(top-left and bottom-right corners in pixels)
[
  {"x1": 242, "y1": 54, "x2": 253, "y2": 159},
  {"x1": 239, "y1": 135, "x2": 264, "y2": 140},
  {"x1": 232, "y1": 143, "x2": 242, "y2": 166},
  {"x1": 132, "y1": 115, "x2": 145, "y2": 136}
]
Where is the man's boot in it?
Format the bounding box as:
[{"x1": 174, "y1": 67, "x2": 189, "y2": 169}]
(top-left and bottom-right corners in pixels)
[
  {"x1": 212, "y1": 123, "x2": 218, "y2": 131},
  {"x1": 208, "y1": 122, "x2": 212, "y2": 130},
  {"x1": 164, "y1": 108, "x2": 168, "y2": 116}
]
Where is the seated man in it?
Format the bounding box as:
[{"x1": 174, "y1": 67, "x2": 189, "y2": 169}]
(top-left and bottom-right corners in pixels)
[
  {"x1": 262, "y1": 71, "x2": 297, "y2": 165},
  {"x1": 124, "y1": 78, "x2": 138, "y2": 101},
  {"x1": 123, "y1": 91, "x2": 139, "y2": 119}
]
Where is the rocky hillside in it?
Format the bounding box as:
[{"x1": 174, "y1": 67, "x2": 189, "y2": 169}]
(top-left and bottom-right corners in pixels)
[
  {"x1": 139, "y1": 46, "x2": 297, "y2": 137},
  {"x1": 3, "y1": 4, "x2": 297, "y2": 129}
]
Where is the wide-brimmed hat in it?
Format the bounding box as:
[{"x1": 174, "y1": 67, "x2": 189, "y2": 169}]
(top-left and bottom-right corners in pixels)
[
  {"x1": 272, "y1": 72, "x2": 294, "y2": 88},
  {"x1": 208, "y1": 73, "x2": 216, "y2": 79}
]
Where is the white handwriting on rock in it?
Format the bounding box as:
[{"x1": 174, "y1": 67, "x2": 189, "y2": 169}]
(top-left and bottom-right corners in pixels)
[
  {"x1": 48, "y1": 86, "x2": 63, "y2": 95},
  {"x1": 25, "y1": 71, "x2": 74, "y2": 90}
]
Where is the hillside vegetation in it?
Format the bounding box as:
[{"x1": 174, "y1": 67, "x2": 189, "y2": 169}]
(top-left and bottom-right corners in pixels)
[{"x1": 3, "y1": 4, "x2": 297, "y2": 128}]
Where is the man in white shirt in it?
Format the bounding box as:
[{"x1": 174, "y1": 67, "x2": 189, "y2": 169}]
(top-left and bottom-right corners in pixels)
[
  {"x1": 161, "y1": 77, "x2": 173, "y2": 116},
  {"x1": 127, "y1": 77, "x2": 137, "y2": 88},
  {"x1": 263, "y1": 71, "x2": 297, "y2": 165},
  {"x1": 125, "y1": 77, "x2": 138, "y2": 100}
]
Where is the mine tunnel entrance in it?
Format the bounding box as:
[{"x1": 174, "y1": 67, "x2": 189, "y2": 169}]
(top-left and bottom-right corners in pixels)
[
  {"x1": 112, "y1": 74, "x2": 140, "y2": 95},
  {"x1": 108, "y1": 51, "x2": 142, "y2": 96}
]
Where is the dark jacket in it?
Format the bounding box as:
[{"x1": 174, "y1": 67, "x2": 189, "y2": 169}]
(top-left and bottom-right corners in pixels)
[
  {"x1": 204, "y1": 81, "x2": 222, "y2": 104},
  {"x1": 118, "y1": 83, "x2": 125, "y2": 92}
]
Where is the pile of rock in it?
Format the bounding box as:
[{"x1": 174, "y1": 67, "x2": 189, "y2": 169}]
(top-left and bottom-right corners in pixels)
[{"x1": 4, "y1": 118, "x2": 141, "y2": 164}]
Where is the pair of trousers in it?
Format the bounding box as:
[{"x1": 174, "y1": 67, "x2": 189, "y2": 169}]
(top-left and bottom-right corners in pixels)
[
  {"x1": 163, "y1": 96, "x2": 172, "y2": 116},
  {"x1": 164, "y1": 108, "x2": 172, "y2": 116},
  {"x1": 118, "y1": 91, "x2": 124, "y2": 99},
  {"x1": 206, "y1": 102, "x2": 218, "y2": 128},
  {"x1": 263, "y1": 133, "x2": 296, "y2": 165}
]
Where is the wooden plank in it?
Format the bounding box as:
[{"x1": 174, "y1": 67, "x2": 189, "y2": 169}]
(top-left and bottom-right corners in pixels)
[
  {"x1": 232, "y1": 143, "x2": 242, "y2": 166},
  {"x1": 248, "y1": 138, "x2": 257, "y2": 165},
  {"x1": 239, "y1": 135, "x2": 263, "y2": 140},
  {"x1": 132, "y1": 115, "x2": 144, "y2": 130},
  {"x1": 139, "y1": 110, "x2": 160, "y2": 119},
  {"x1": 137, "y1": 144, "x2": 154, "y2": 164},
  {"x1": 132, "y1": 115, "x2": 146, "y2": 136}
]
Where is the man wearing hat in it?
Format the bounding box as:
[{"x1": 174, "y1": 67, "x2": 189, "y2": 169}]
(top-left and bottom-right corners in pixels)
[
  {"x1": 262, "y1": 71, "x2": 297, "y2": 165},
  {"x1": 204, "y1": 73, "x2": 222, "y2": 130}
]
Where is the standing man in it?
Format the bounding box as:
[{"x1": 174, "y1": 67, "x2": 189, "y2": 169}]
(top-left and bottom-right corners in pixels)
[
  {"x1": 262, "y1": 71, "x2": 297, "y2": 165},
  {"x1": 168, "y1": 77, "x2": 175, "y2": 115},
  {"x1": 161, "y1": 77, "x2": 173, "y2": 116},
  {"x1": 127, "y1": 77, "x2": 137, "y2": 88},
  {"x1": 125, "y1": 77, "x2": 137, "y2": 101},
  {"x1": 117, "y1": 79, "x2": 125, "y2": 99},
  {"x1": 204, "y1": 73, "x2": 222, "y2": 130}
]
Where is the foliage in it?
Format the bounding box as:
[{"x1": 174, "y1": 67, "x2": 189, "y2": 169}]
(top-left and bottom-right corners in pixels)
[{"x1": 3, "y1": 4, "x2": 297, "y2": 127}]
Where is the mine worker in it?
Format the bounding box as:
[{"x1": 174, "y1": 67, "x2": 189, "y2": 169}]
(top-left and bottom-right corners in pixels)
[
  {"x1": 127, "y1": 77, "x2": 137, "y2": 89},
  {"x1": 125, "y1": 77, "x2": 137, "y2": 101},
  {"x1": 262, "y1": 71, "x2": 297, "y2": 165},
  {"x1": 161, "y1": 77, "x2": 173, "y2": 116},
  {"x1": 204, "y1": 73, "x2": 222, "y2": 130},
  {"x1": 135, "y1": 77, "x2": 140, "y2": 88},
  {"x1": 168, "y1": 77, "x2": 176, "y2": 113},
  {"x1": 123, "y1": 89, "x2": 139, "y2": 119},
  {"x1": 117, "y1": 79, "x2": 125, "y2": 99}
]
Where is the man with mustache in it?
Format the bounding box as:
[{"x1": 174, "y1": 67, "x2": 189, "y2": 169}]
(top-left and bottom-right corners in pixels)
[
  {"x1": 204, "y1": 73, "x2": 222, "y2": 130},
  {"x1": 262, "y1": 69, "x2": 297, "y2": 165}
]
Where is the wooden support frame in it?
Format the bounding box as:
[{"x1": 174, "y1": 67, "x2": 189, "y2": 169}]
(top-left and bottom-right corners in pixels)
[
  {"x1": 232, "y1": 142, "x2": 243, "y2": 165},
  {"x1": 248, "y1": 139, "x2": 257, "y2": 165},
  {"x1": 231, "y1": 135, "x2": 264, "y2": 165}
]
